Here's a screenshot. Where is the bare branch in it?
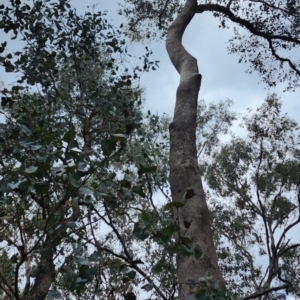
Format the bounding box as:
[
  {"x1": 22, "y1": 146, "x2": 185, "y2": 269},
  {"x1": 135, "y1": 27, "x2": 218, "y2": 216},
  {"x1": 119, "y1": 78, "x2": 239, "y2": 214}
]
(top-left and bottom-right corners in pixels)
[
  {"x1": 195, "y1": 3, "x2": 300, "y2": 77},
  {"x1": 196, "y1": 3, "x2": 300, "y2": 45},
  {"x1": 145, "y1": 174, "x2": 160, "y2": 218},
  {"x1": 239, "y1": 284, "x2": 290, "y2": 300}
]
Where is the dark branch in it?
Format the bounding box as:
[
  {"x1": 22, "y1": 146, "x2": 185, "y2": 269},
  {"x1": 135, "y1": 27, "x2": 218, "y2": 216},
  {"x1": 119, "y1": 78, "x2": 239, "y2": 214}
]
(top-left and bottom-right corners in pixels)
[
  {"x1": 195, "y1": 3, "x2": 300, "y2": 77},
  {"x1": 239, "y1": 284, "x2": 290, "y2": 300},
  {"x1": 196, "y1": 3, "x2": 300, "y2": 44}
]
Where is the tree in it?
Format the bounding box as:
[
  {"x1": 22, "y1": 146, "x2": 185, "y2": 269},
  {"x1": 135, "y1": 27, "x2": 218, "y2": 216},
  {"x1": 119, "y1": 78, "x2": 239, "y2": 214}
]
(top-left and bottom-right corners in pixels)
[
  {"x1": 119, "y1": 0, "x2": 300, "y2": 299},
  {"x1": 1, "y1": 1, "x2": 300, "y2": 300},
  {"x1": 0, "y1": 1, "x2": 160, "y2": 299},
  {"x1": 205, "y1": 95, "x2": 300, "y2": 299},
  {"x1": 121, "y1": 0, "x2": 300, "y2": 90}
]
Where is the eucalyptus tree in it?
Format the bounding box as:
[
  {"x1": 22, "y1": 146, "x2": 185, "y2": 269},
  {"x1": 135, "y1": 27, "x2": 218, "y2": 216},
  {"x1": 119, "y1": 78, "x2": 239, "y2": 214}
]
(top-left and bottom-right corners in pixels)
[
  {"x1": 0, "y1": 1, "x2": 159, "y2": 299},
  {"x1": 206, "y1": 95, "x2": 300, "y2": 299},
  {"x1": 1, "y1": 0, "x2": 300, "y2": 299},
  {"x1": 119, "y1": 0, "x2": 300, "y2": 299}
]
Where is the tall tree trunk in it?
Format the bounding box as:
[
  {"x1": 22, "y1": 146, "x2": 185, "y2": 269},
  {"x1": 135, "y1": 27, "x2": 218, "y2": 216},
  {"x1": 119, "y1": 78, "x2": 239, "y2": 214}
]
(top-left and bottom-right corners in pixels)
[{"x1": 166, "y1": 0, "x2": 225, "y2": 298}]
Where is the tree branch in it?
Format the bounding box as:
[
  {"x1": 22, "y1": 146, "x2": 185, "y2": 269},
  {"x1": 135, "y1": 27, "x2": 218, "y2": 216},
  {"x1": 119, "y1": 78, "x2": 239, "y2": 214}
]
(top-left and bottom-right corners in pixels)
[
  {"x1": 0, "y1": 267, "x2": 14, "y2": 298},
  {"x1": 196, "y1": 3, "x2": 300, "y2": 44},
  {"x1": 239, "y1": 284, "x2": 290, "y2": 300},
  {"x1": 195, "y1": 3, "x2": 300, "y2": 77},
  {"x1": 145, "y1": 174, "x2": 160, "y2": 218},
  {"x1": 89, "y1": 214, "x2": 168, "y2": 300}
]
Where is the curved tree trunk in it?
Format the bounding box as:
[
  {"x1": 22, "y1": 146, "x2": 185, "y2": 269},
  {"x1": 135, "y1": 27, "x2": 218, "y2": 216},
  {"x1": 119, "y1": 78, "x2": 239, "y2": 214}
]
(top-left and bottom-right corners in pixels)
[{"x1": 166, "y1": 0, "x2": 225, "y2": 298}]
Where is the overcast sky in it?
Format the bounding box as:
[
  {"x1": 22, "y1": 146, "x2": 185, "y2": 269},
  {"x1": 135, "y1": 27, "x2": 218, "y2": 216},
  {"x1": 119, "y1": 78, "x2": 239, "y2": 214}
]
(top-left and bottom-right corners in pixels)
[
  {"x1": 91, "y1": 1, "x2": 300, "y2": 124},
  {"x1": 1, "y1": 0, "x2": 299, "y2": 124}
]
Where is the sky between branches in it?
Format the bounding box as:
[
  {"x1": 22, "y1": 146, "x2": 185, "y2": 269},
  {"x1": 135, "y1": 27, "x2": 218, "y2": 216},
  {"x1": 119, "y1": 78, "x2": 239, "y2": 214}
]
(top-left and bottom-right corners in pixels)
[
  {"x1": 0, "y1": 1, "x2": 299, "y2": 298},
  {"x1": 0, "y1": 0, "x2": 299, "y2": 130}
]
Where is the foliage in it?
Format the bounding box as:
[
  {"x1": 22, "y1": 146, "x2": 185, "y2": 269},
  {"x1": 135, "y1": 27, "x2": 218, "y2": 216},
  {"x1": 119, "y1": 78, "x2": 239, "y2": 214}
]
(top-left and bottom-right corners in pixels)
[
  {"x1": 119, "y1": 0, "x2": 182, "y2": 40},
  {"x1": 0, "y1": 250, "x2": 14, "y2": 300},
  {"x1": 205, "y1": 94, "x2": 300, "y2": 298},
  {"x1": 118, "y1": 0, "x2": 300, "y2": 297},
  {"x1": 0, "y1": 0, "x2": 300, "y2": 300},
  {"x1": 196, "y1": 98, "x2": 237, "y2": 158},
  {"x1": 120, "y1": 0, "x2": 300, "y2": 90},
  {"x1": 0, "y1": 1, "x2": 168, "y2": 299}
]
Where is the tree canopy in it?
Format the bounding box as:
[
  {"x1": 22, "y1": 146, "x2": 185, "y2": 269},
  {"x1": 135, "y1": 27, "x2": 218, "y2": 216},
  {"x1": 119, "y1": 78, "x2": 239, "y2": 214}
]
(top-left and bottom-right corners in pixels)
[
  {"x1": 206, "y1": 95, "x2": 300, "y2": 299},
  {"x1": 120, "y1": 0, "x2": 300, "y2": 90},
  {"x1": 0, "y1": 1, "x2": 299, "y2": 300}
]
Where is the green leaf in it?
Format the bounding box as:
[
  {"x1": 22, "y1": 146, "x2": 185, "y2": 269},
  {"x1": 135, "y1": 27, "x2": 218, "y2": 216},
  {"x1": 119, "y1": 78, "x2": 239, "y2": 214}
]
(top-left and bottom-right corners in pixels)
[
  {"x1": 111, "y1": 258, "x2": 123, "y2": 269},
  {"x1": 47, "y1": 291, "x2": 62, "y2": 299},
  {"x1": 69, "y1": 176, "x2": 80, "y2": 188},
  {"x1": 125, "y1": 270, "x2": 136, "y2": 279},
  {"x1": 67, "y1": 221, "x2": 77, "y2": 229},
  {"x1": 7, "y1": 182, "x2": 20, "y2": 190},
  {"x1": 101, "y1": 138, "x2": 117, "y2": 156},
  {"x1": 152, "y1": 259, "x2": 168, "y2": 274},
  {"x1": 8, "y1": 179, "x2": 28, "y2": 190},
  {"x1": 194, "y1": 244, "x2": 203, "y2": 259},
  {"x1": 18, "y1": 179, "x2": 31, "y2": 191},
  {"x1": 77, "y1": 162, "x2": 87, "y2": 171},
  {"x1": 112, "y1": 133, "x2": 127, "y2": 138},
  {"x1": 25, "y1": 166, "x2": 38, "y2": 173},
  {"x1": 68, "y1": 139, "x2": 79, "y2": 149},
  {"x1": 89, "y1": 251, "x2": 99, "y2": 262},
  {"x1": 76, "y1": 277, "x2": 88, "y2": 283},
  {"x1": 79, "y1": 187, "x2": 94, "y2": 195},
  {"x1": 120, "y1": 179, "x2": 131, "y2": 188},
  {"x1": 79, "y1": 265, "x2": 97, "y2": 281},
  {"x1": 138, "y1": 164, "x2": 157, "y2": 176},
  {"x1": 132, "y1": 185, "x2": 146, "y2": 198},
  {"x1": 161, "y1": 224, "x2": 178, "y2": 236},
  {"x1": 20, "y1": 140, "x2": 33, "y2": 148},
  {"x1": 20, "y1": 124, "x2": 32, "y2": 136},
  {"x1": 133, "y1": 223, "x2": 151, "y2": 240},
  {"x1": 152, "y1": 232, "x2": 167, "y2": 243},
  {"x1": 99, "y1": 255, "x2": 105, "y2": 265},
  {"x1": 141, "y1": 283, "x2": 154, "y2": 291},
  {"x1": 63, "y1": 126, "x2": 75, "y2": 143},
  {"x1": 74, "y1": 256, "x2": 90, "y2": 266},
  {"x1": 34, "y1": 182, "x2": 50, "y2": 193},
  {"x1": 31, "y1": 144, "x2": 42, "y2": 151},
  {"x1": 140, "y1": 211, "x2": 152, "y2": 222},
  {"x1": 29, "y1": 266, "x2": 39, "y2": 277},
  {"x1": 164, "y1": 201, "x2": 185, "y2": 210},
  {"x1": 0, "y1": 41, "x2": 7, "y2": 53}
]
